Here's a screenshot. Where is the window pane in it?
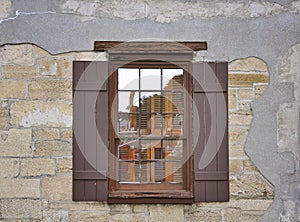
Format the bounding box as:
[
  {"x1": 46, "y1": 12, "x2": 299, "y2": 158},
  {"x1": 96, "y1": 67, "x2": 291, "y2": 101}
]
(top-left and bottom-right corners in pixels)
[
  {"x1": 162, "y1": 69, "x2": 183, "y2": 90},
  {"x1": 118, "y1": 91, "x2": 139, "y2": 113},
  {"x1": 163, "y1": 91, "x2": 184, "y2": 113},
  {"x1": 140, "y1": 92, "x2": 162, "y2": 113},
  {"x1": 118, "y1": 113, "x2": 139, "y2": 135},
  {"x1": 140, "y1": 69, "x2": 161, "y2": 90},
  {"x1": 118, "y1": 68, "x2": 139, "y2": 90},
  {"x1": 163, "y1": 114, "x2": 183, "y2": 137}
]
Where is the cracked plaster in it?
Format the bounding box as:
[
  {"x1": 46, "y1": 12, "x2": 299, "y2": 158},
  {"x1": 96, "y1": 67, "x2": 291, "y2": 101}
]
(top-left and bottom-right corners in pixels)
[{"x1": 0, "y1": 0, "x2": 300, "y2": 221}]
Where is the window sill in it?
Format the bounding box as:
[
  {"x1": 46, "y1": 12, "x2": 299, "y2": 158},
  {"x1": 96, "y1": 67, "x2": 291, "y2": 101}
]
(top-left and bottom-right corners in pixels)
[{"x1": 108, "y1": 190, "x2": 193, "y2": 204}]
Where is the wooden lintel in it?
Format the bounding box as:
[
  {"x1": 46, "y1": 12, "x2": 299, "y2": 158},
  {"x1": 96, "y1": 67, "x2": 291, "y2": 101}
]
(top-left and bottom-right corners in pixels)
[{"x1": 94, "y1": 41, "x2": 207, "y2": 52}]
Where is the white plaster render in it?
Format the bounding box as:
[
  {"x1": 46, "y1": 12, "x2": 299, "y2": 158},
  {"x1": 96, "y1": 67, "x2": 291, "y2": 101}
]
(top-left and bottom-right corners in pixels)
[
  {"x1": 59, "y1": 0, "x2": 300, "y2": 23},
  {"x1": 20, "y1": 108, "x2": 72, "y2": 127}
]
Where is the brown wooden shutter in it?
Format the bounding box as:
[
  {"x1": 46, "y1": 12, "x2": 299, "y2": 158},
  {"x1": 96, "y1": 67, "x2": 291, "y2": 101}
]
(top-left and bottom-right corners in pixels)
[
  {"x1": 73, "y1": 61, "x2": 109, "y2": 201},
  {"x1": 193, "y1": 62, "x2": 229, "y2": 202}
]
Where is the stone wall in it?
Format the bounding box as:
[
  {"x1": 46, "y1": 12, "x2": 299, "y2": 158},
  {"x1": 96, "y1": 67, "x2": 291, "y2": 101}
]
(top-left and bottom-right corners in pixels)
[{"x1": 0, "y1": 44, "x2": 274, "y2": 221}]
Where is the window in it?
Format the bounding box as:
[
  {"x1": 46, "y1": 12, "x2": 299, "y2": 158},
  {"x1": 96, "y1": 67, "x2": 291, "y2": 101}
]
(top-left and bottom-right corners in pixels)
[
  {"x1": 108, "y1": 62, "x2": 193, "y2": 202},
  {"x1": 73, "y1": 42, "x2": 229, "y2": 203}
]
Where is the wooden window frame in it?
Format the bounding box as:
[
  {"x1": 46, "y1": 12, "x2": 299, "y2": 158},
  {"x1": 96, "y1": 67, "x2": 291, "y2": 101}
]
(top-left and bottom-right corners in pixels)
[{"x1": 108, "y1": 60, "x2": 194, "y2": 204}]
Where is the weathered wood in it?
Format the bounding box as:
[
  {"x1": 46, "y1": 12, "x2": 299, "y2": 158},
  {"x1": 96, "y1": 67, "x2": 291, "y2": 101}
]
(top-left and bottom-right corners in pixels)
[
  {"x1": 193, "y1": 62, "x2": 229, "y2": 202},
  {"x1": 94, "y1": 41, "x2": 207, "y2": 52}
]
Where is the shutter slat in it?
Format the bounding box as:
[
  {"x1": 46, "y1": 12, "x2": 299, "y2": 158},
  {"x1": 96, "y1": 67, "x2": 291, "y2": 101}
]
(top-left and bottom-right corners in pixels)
[
  {"x1": 193, "y1": 62, "x2": 229, "y2": 202},
  {"x1": 73, "y1": 61, "x2": 109, "y2": 202}
]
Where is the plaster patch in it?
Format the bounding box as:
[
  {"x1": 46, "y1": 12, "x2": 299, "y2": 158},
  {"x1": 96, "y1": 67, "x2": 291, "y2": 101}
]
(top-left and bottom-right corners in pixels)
[
  {"x1": 59, "y1": 0, "x2": 289, "y2": 23},
  {"x1": 20, "y1": 108, "x2": 72, "y2": 127}
]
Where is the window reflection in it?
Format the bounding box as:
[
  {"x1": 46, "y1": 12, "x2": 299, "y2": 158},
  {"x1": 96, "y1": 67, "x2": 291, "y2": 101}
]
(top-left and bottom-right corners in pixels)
[{"x1": 117, "y1": 68, "x2": 185, "y2": 184}]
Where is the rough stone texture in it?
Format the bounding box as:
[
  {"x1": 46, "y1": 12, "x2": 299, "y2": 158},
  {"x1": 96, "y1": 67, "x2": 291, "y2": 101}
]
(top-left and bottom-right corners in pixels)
[
  {"x1": 0, "y1": 179, "x2": 40, "y2": 198},
  {"x1": 0, "y1": 0, "x2": 12, "y2": 20},
  {"x1": 148, "y1": 205, "x2": 184, "y2": 222},
  {"x1": 28, "y1": 79, "x2": 72, "y2": 100},
  {"x1": 0, "y1": 45, "x2": 33, "y2": 65},
  {"x1": 0, "y1": 80, "x2": 26, "y2": 99},
  {"x1": 20, "y1": 158, "x2": 55, "y2": 177},
  {"x1": 32, "y1": 128, "x2": 60, "y2": 140},
  {"x1": 56, "y1": 157, "x2": 72, "y2": 173},
  {"x1": 10, "y1": 101, "x2": 72, "y2": 127},
  {"x1": 41, "y1": 176, "x2": 72, "y2": 201},
  {"x1": 0, "y1": 199, "x2": 42, "y2": 219},
  {"x1": 0, "y1": 158, "x2": 19, "y2": 178},
  {"x1": 0, "y1": 129, "x2": 32, "y2": 157},
  {"x1": 36, "y1": 58, "x2": 72, "y2": 78},
  {"x1": 33, "y1": 140, "x2": 72, "y2": 157},
  {"x1": 1, "y1": 65, "x2": 36, "y2": 79}
]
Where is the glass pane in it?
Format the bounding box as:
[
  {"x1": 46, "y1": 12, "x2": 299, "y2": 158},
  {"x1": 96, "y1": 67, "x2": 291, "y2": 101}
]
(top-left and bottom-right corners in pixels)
[
  {"x1": 118, "y1": 138, "x2": 139, "y2": 160},
  {"x1": 139, "y1": 114, "x2": 162, "y2": 137},
  {"x1": 140, "y1": 92, "x2": 162, "y2": 114},
  {"x1": 118, "y1": 68, "x2": 139, "y2": 90},
  {"x1": 118, "y1": 113, "x2": 139, "y2": 136},
  {"x1": 118, "y1": 91, "x2": 139, "y2": 113},
  {"x1": 163, "y1": 114, "x2": 183, "y2": 137},
  {"x1": 163, "y1": 140, "x2": 183, "y2": 160},
  {"x1": 162, "y1": 69, "x2": 183, "y2": 90},
  {"x1": 163, "y1": 92, "x2": 184, "y2": 113},
  {"x1": 140, "y1": 69, "x2": 161, "y2": 90}
]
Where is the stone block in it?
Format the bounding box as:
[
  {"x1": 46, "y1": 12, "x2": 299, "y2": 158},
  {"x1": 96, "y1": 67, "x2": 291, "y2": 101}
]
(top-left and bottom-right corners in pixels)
[
  {"x1": 0, "y1": 158, "x2": 19, "y2": 178},
  {"x1": 229, "y1": 57, "x2": 268, "y2": 72},
  {"x1": 111, "y1": 213, "x2": 146, "y2": 222},
  {"x1": 238, "y1": 88, "x2": 254, "y2": 100},
  {"x1": 240, "y1": 210, "x2": 265, "y2": 222},
  {"x1": 0, "y1": 129, "x2": 32, "y2": 157},
  {"x1": 48, "y1": 210, "x2": 69, "y2": 222},
  {"x1": 0, "y1": 199, "x2": 42, "y2": 219},
  {"x1": 0, "y1": 179, "x2": 40, "y2": 198},
  {"x1": 33, "y1": 140, "x2": 72, "y2": 157},
  {"x1": 230, "y1": 174, "x2": 273, "y2": 199},
  {"x1": 229, "y1": 159, "x2": 243, "y2": 173},
  {"x1": 41, "y1": 176, "x2": 72, "y2": 201},
  {"x1": 36, "y1": 58, "x2": 72, "y2": 78},
  {"x1": 10, "y1": 101, "x2": 72, "y2": 127},
  {"x1": 56, "y1": 157, "x2": 72, "y2": 173},
  {"x1": 0, "y1": 45, "x2": 33, "y2": 65},
  {"x1": 254, "y1": 84, "x2": 268, "y2": 98},
  {"x1": 60, "y1": 128, "x2": 72, "y2": 140},
  {"x1": 32, "y1": 128, "x2": 60, "y2": 140},
  {"x1": 48, "y1": 202, "x2": 110, "y2": 211},
  {"x1": 148, "y1": 205, "x2": 184, "y2": 222},
  {"x1": 0, "y1": 80, "x2": 26, "y2": 99},
  {"x1": 185, "y1": 208, "x2": 222, "y2": 222},
  {"x1": 229, "y1": 112, "x2": 253, "y2": 126},
  {"x1": 0, "y1": 108, "x2": 8, "y2": 129},
  {"x1": 237, "y1": 101, "x2": 251, "y2": 112},
  {"x1": 229, "y1": 145, "x2": 246, "y2": 159},
  {"x1": 21, "y1": 158, "x2": 55, "y2": 177},
  {"x1": 222, "y1": 208, "x2": 240, "y2": 222},
  {"x1": 1, "y1": 65, "x2": 36, "y2": 79},
  {"x1": 133, "y1": 204, "x2": 148, "y2": 213},
  {"x1": 0, "y1": 0, "x2": 12, "y2": 20},
  {"x1": 228, "y1": 89, "x2": 237, "y2": 110},
  {"x1": 28, "y1": 79, "x2": 72, "y2": 100},
  {"x1": 229, "y1": 126, "x2": 249, "y2": 146},
  {"x1": 243, "y1": 159, "x2": 258, "y2": 172},
  {"x1": 229, "y1": 74, "x2": 269, "y2": 87},
  {"x1": 69, "y1": 211, "x2": 110, "y2": 222}
]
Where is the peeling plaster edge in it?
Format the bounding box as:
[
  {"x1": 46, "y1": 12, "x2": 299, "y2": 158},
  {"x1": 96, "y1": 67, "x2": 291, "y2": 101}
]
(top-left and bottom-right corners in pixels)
[{"x1": 0, "y1": 10, "x2": 56, "y2": 24}]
